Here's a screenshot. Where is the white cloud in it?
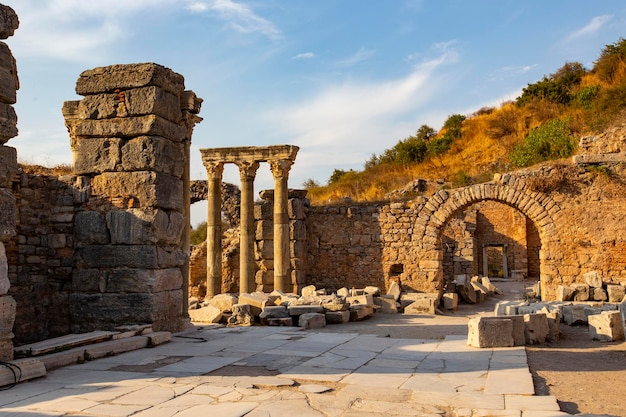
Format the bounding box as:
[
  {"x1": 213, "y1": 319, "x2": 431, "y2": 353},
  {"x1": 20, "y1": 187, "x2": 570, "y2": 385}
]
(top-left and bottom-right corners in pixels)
[
  {"x1": 336, "y1": 47, "x2": 375, "y2": 68},
  {"x1": 206, "y1": 0, "x2": 281, "y2": 40},
  {"x1": 293, "y1": 52, "x2": 315, "y2": 60},
  {"x1": 488, "y1": 64, "x2": 538, "y2": 81},
  {"x1": 564, "y1": 15, "x2": 613, "y2": 43}
]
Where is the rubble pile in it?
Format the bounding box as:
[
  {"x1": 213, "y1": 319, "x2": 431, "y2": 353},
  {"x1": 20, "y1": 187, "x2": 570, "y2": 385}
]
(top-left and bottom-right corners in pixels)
[{"x1": 188, "y1": 281, "x2": 452, "y2": 329}]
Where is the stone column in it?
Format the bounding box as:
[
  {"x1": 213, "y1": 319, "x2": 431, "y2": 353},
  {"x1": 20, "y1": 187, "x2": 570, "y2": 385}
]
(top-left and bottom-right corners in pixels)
[
  {"x1": 270, "y1": 159, "x2": 293, "y2": 292},
  {"x1": 204, "y1": 161, "x2": 223, "y2": 298},
  {"x1": 237, "y1": 160, "x2": 259, "y2": 294}
]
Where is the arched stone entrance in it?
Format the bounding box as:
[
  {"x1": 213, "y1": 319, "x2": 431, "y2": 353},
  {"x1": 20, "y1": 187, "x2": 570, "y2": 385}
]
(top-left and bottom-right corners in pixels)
[{"x1": 411, "y1": 176, "x2": 561, "y2": 300}]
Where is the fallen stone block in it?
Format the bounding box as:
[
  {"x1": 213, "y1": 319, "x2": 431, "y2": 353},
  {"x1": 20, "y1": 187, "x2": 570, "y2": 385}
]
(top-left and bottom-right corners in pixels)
[
  {"x1": 287, "y1": 305, "x2": 325, "y2": 316},
  {"x1": 208, "y1": 293, "x2": 238, "y2": 313},
  {"x1": 301, "y1": 285, "x2": 317, "y2": 297},
  {"x1": 481, "y1": 277, "x2": 497, "y2": 295},
  {"x1": 542, "y1": 308, "x2": 561, "y2": 342},
  {"x1": 467, "y1": 316, "x2": 514, "y2": 348},
  {"x1": 325, "y1": 310, "x2": 350, "y2": 324},
  {"x1": 562, "y1": 304, "x2": 588, "y2": 325},
  {"x1": 147, "y1": 332, "x2": 171, "y2": 347},
  {"x1": 442, "y1": 293, "x2": 458, "y2": 311},
  {"x1": 607, "y1": 285, "x2": 625, "y2": 303},
  {"x1": 188, "y1": 304, "x2": 222, "y2": 324},
  {"x1": 319, "y1": 294, "x2": 349, "y2": 312},
  {"x1": 556, "y1": 285, "x2": 575, "y2": 302},
  {"x1": 228, "y1": 303, "x2": 254, "y2": 327},
  {"x1": 583, "y1": 271, "x2": 603, "y2": 288},
  {"x1": 387, "y1": 281, "x2": 401, "y2": 301},
  {"x1": 404, "y1": 298, "x2": 437, "y2": 315},
  {"x1": 39, "y1": 347, "x2": 85, "y2": 371},
  {"x1": 336, "y1": 287, "x2": 350, "y2": 298},
  {"x1": 0, "y1": 358, "x2": 46, "y2": 388},
  {"x1": 266, "y1": 317, "x2": 293, "y2": 326},
  {"x1": 375, "y1": 296, "x2": 398, "y2": 314},
  {"x1": 349, "y1": 304, "x2": 374, "y2": 321},
  {"x1": 346, "y1": 294, "x2": 375, "y2": 307},
  {"x1": 298, "y1": 313, "x2": 326, "y2": 329},
  {"x1": 509, "y1": 315, "x2": 526, "y2": 346},
  {"x1": 589, "y1": 311, "x2": 625, "y2": 342},
  {"x1": 524, "y1": 313, "x2": 550, "y2": 345},
  {"x1": 494, "y1": 300, "x2": 527, "y2": 316},
  {"x1": 238, "y1": 292, "x2": 274, "y2": 316},
  {"x1": 363, "y1": 286, "x2": 381, "y2": 296},
  {"x1": 592, "y1": 287, "x2": 608, "y2": 302},
  {"x1": 572, "y1": 284, "x2": 590, "y2": 302}
]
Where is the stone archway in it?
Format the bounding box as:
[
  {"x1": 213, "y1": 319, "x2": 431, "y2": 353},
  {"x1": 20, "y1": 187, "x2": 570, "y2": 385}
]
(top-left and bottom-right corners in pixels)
[{"x1": 411, "y1": 176, "x2": 561, "y2": 300}]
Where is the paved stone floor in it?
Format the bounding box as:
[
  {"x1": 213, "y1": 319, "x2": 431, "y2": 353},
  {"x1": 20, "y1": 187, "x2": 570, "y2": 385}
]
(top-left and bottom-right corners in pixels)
[{"x1": 0, "y1": 323, "x2": 573, "y2": 417}]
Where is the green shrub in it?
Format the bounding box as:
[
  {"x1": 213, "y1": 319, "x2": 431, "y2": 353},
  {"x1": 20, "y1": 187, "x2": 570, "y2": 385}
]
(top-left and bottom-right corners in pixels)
[{"x1": 510, "y1": 118, "x2": 576, "y2": 167}]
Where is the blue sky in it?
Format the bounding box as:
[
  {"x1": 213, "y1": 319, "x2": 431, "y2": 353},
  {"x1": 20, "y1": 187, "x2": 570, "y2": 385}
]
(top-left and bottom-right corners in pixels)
[{"x1": 2, "y1": 1, "x2": 625, "y2": 225}]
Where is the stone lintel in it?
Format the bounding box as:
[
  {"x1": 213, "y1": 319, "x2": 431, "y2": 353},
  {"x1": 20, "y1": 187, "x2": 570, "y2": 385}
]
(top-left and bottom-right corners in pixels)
[{"x1": 200, "y1": 145, "x2": 299, "y2": 165}]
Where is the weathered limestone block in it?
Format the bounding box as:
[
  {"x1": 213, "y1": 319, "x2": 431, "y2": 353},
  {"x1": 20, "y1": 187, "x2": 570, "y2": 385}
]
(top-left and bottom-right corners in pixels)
[
  {"x1": 0, "y1": 294, "x2": 15, "y2": 336},
  {"x1": 0, "y1": 102, "x2": 17, "y2": 143},
  {"x1": 346, "y1": 294, "x2": 375, "y2": 307},
  {"x1": 592, "y1": 287, "x2": 608, "y2": 302},
  {"x1": 583, "y1": 271, "x2": 603, "y2": 288},
  {"x1": 319, "y1": 294, "x2": 349, "y2": 312},
  {"x1": 524, "y1": 313, "x2": 550, "y2": 345},
  {"x1": 0, "y1": 188, "x2": 15, "y2": 240},
  {"x1": 238, "y1": 292, "x2": 274, "y2": 316},
  {"x1": 481, "y1": 277, "x2": 497, "y2": 295},
  {"x1": 208, "y1": 293, "x2": 238, "y2": 312},
  {"x1": 75, "y1": 211, "x2": 110, "y2": 245},
  {"x1": 287, "y1": 305, "x2": 325, "y2": 316},
  {"x1": 72, "y1": 137, "x2": 122, "y2": 174},
  {"x1": 386, "y1": 281, "x2": 401, "y2": 301},
  {"x1": 326, "y1": 310, "x2": 350, "y2": 324},
  {"x1": 0, "y1": 242, "x2": 7, "y2": 295},
  {"x1": 76, "y1": 63, "x2": 185, "y2": 96},
  {"x1": 543, "y1": 309, "x2": 561, "y2": 342},
  {"x1": 589, "y1": 311, "x2": 625, "y2": 342},
  {"x1": 375, "y1": 296, "x2": 399, "y2": 313},
  {"x1": 562, "y1": 304, "x2": 589, "y2": 325},
  {"x1": 72, "y1": 115, "x2": 186, "y2": 142},
  {"x1": 404, "y1": 298, "x2": 436, "y2": 315},
  {"x1": 120, "y1": 136, "x2": 185, "y2": 177},
  {"x1": 72, "y1": 268, "x2": 182, "y2": 294},
  {"x1": 301, "y1": 285, "x2": 317, "y2": 297},
  {"x1": 349, "y1": 304, "x2": 374, "y2": 321},
  {"x1": 364, "y1": 286, "x2": 381, "y2": 296},
  {"x1": 0, "y1": 359, "x2": 46, "y2": 388},
  {"x1": 467, "y1": 316, "x2": 514, "y2": 348},
  {"x1": 259, "y1": 306, "x2": 289, "y2": 324},
  {"x1": 188, "y1": 304, "x2": 222, "y2": 324},
  {"x1": 572, "y1": 284, "x2": 590, "y2": 301},
  {"x1": 442, "y1": 293, "x2": 458, "y2": 310},
  {"x1": 0, "y1": 145, "x2": 16, "y2": 187},
  {"x1": 78, "y1": 86, "x2": 182, "y2": 122},
  {"x1": 76, "y1": 245, "x2": 185, "y2": 269},
  {"x1": 91, "y1": 171, "x2": 183, "y2": 210},
  {"x1": 0, "y1": 43, "x2": 17, "y2": 105},
  {"x1": 556, "y1": 285, "x2": 575, "y2": 302},
  {"x1": 255, "y1": 219, "x2": 273, "y2": 240},
  {"x1": 69, "y1": 293, "x2": 155, "y2": 330},
  {"x1": 106, "y1": 209, "x2": 184, "y2": 245},
  {"x1": 508, "y1": 315, "x2": 526, "y2": 346},
  {"x1": 607, "y1": 285, "x2": 626, "y2": 303},
  {"x1": 298, "y1": 312, "x2": 326, "y2": 329},
  {"x1": 228, "y1": 303, "x2": 253, "y2": 327},
  {"x1": 0, "y1": 5, "x2": 19, "y2": 39}
]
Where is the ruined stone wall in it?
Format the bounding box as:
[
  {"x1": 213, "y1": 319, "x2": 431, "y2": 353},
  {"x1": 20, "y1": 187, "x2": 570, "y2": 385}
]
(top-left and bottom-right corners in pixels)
[
  {"x1": 63, "y1": 63, "x2": 201, "y2": 333},
  {"x1": 0, "y1": 4, "x2": 18, "y2": 360},
  {"x1": 442, "y1": 210, "x2": 477, "y2": 282},
  {"x1": 8, "y1": 170, "x2": 75, "y2": 344}
]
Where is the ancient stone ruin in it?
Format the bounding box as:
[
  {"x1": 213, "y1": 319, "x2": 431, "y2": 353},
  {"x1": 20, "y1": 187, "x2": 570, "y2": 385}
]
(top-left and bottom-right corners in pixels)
[{"x1": 1, "y1": 3, "x2": 626, "y2": 365}]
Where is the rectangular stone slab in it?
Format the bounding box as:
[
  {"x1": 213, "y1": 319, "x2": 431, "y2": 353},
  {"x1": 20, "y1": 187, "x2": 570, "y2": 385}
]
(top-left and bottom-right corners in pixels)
[
  {"x1": 76, "y1": 63, "x2": 185, "y2": 96},
  {"x1": 14, "y1": 330, "x2": 116, "y2": 357}
]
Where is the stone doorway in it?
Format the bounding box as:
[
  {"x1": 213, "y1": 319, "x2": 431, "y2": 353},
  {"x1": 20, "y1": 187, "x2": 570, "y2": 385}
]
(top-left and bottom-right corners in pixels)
[{"x1": 483, "y1": 244, "x2": 508, "y2": 278}]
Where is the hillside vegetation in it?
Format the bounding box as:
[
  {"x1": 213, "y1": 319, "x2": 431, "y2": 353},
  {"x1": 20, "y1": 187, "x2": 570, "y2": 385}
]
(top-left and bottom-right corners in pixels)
[{"x1": 305, "y1": 38, "x2": 626, "y2": 205}]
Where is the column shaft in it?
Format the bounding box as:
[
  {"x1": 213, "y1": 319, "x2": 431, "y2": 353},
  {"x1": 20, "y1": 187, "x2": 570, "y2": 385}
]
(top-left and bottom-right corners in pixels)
[
  {"x1": 270, "y1": 160, "x2": 293, "y2": 292},
  {"x1": 238, "y1": 161, "x2": 259, "y2": 294},
  {"x1": 205, "y1": 162, "x2": 224, "y2": 298}
]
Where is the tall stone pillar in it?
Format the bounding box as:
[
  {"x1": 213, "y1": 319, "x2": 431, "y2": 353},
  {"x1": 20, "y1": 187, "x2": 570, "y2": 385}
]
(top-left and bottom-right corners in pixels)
[
  {"x1": 0, "y1": 4, "x2": 19, "y2": 361},
  {"x1": 270, "y1": 159, "x2": 293, "y2": 292},
  {"x1": 203, "y1": 162, "x2": 224, "y2": 298},
  {"x1": 63, "y1": 63, "x2": 202, "y2": 333},
  {"x1": 237, "y1": 160, "x2": 259, "y2": 294}
]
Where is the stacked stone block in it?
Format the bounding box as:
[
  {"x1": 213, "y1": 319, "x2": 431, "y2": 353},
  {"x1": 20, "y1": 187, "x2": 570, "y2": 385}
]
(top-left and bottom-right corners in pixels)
[
  {"x1": 255, "y1": 189, "x2": 308, "y2": 293},
  {"x1": 0, "y1": 4, "x2": 18, "y2": 361},
  {"x1": 63, "y1": 63, "x2": 201, "y2": 333}
]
